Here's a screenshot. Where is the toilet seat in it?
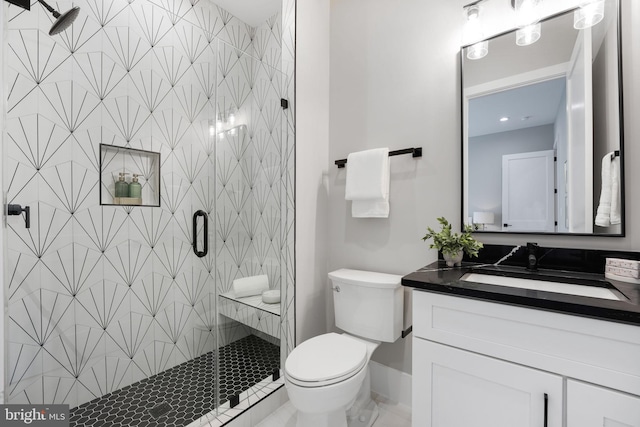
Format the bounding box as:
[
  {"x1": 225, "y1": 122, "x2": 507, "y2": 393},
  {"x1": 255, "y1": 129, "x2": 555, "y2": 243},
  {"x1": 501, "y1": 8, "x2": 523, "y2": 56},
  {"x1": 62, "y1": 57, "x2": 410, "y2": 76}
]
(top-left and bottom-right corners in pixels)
[{"x1": 285, "y1": 333, "x2": 368, "y2": 387}]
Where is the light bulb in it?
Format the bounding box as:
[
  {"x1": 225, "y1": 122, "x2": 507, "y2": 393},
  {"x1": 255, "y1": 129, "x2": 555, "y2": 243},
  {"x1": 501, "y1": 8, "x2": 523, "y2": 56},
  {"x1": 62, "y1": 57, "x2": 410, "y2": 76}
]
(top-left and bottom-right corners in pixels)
[
  {"x1": 464, "y1": 5, "x2": 483, "y2": 45},
  {"x1": 466, "y1": 5, "x2": 479, "y2": 21},
  {"x1": 513, "y1": 0, "x2": 541, "y2": 26},
  {"x1": 467, "y1": 41, "x2": 488, "y2": 60},
  {"x1": 228, "y1": 113, "x2": 235, "y2": 125},
  {"x1": 516, "y1": 23, "x2": 541, "y2": 46},
  {"x1": 574, "y1": 0, "x2": 604, "y2": 29}
]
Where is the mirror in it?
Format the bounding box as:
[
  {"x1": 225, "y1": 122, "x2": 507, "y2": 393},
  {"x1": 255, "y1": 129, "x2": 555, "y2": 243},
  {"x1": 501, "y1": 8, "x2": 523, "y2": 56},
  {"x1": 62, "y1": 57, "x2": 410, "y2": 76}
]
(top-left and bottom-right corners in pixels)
[{"x1": 462, "y1": 0, "x2": 623, "y2": 235}]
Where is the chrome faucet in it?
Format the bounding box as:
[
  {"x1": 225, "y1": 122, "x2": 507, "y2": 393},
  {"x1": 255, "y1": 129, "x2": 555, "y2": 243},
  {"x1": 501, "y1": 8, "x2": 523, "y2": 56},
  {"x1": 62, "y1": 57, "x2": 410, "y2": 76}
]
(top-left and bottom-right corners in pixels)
[{"x1": 526, "y1": 242, "x2": 539, "y2": 271}]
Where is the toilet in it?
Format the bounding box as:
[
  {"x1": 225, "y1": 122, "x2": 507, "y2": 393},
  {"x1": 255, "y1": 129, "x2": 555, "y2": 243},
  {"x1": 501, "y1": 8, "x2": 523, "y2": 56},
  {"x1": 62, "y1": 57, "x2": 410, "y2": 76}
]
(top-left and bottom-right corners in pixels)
[{"x1": 285, "y1": 269, "x2": 404, "y2": 427}]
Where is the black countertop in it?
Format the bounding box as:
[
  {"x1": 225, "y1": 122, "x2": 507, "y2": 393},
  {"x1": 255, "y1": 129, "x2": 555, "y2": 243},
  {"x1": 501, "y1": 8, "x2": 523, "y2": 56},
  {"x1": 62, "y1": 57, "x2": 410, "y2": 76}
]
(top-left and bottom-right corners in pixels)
[{"x1": 402, "y1": 260, "x2": 640, "y2": 326}]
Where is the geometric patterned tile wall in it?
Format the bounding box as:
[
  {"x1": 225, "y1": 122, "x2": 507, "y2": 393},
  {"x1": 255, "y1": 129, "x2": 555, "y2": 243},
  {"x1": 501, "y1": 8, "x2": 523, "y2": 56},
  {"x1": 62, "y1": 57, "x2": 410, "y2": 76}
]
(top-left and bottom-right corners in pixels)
[{"x1": 4, "y1": 0, "x2": 295, "y2": 413}]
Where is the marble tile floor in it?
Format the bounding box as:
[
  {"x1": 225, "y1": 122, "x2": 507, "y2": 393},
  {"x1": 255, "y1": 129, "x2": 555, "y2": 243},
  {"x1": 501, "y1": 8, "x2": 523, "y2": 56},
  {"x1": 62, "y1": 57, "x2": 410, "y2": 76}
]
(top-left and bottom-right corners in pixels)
[{"x1": 254, "y1": 393, "x2": 411, "y2": 427}]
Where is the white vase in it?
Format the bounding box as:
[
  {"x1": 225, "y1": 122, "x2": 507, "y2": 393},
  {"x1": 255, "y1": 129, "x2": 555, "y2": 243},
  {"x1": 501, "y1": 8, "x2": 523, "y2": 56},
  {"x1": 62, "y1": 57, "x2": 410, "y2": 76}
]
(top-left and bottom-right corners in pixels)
[{"x1": 443, "y1": 250, "x2": 464, "y2": 267}]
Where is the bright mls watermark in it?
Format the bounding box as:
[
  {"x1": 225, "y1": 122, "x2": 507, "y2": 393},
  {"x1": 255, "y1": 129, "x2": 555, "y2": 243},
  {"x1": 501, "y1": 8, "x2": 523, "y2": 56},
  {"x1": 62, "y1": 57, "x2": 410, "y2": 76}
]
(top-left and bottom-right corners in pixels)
[{"x1": 1, "y1": 405, "x2": 69, "y2": 426}]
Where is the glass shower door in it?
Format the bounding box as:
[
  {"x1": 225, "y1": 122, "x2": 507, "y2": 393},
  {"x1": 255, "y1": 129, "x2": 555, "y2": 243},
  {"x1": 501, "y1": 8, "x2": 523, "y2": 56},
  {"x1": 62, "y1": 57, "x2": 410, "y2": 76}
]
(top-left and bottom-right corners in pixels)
[{"x1": 213, "y1": 39, "x2": 286, "y2": 411}]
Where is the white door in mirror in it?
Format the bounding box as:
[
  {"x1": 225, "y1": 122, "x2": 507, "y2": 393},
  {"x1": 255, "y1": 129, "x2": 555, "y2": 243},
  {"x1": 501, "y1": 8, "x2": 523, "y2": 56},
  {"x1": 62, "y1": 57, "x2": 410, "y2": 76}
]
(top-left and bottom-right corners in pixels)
[{"x1": 502, "y1": 150, "x2": 555, "y2": 232}]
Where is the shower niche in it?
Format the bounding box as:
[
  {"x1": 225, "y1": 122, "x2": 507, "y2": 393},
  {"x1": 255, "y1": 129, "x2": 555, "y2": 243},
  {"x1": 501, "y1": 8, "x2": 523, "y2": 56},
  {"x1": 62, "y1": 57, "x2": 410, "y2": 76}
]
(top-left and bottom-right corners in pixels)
[{"x1": 99, "y1": 144, "x2": 161, "y2": 207}]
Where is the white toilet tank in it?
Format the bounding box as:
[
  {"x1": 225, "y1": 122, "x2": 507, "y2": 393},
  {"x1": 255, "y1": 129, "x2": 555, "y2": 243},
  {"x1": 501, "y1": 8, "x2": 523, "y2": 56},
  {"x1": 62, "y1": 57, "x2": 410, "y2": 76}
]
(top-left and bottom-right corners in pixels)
[{"x1": 328, "y1": 269, "x2": 404, "y2": 343}]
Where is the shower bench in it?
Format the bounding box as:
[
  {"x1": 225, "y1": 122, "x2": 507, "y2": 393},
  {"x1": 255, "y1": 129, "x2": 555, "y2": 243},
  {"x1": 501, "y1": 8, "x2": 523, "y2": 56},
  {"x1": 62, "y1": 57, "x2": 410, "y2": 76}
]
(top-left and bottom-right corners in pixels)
[{"x1": 219, "y1": 292, "x2": 281, "y2": 340}]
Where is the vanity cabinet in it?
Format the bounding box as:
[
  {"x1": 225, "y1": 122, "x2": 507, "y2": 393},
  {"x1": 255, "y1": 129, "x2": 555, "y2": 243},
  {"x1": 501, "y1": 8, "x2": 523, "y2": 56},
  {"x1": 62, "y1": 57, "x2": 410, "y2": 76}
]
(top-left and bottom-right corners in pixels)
[
  {"x1": 567, "y1": 380, "x2": 640, "y2": 427},
  {"x1": 412, "y1": 291, "x2": 640, "y2": 427},
  {"x1": 414, "y1": 339, "x2": 562, "y2": 427}
]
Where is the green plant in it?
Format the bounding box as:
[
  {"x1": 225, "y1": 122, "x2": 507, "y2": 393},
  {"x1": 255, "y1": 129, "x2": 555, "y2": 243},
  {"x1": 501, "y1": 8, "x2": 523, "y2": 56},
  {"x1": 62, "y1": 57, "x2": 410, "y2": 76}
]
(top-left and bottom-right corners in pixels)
[{"x1": 422, "y1": 217, "x2": 483, "y2": 257}]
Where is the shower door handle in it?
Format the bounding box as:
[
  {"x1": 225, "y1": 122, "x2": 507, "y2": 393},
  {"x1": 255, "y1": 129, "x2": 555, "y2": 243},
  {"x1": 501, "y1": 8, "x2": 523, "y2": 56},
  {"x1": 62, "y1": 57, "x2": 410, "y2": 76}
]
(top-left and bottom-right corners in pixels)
[
  {"x1": 7, "y1": 204, "x2": 30, "y2": 229},
  {"x1": 192, "y1": 210, "x2": 208, "y2": 258}
]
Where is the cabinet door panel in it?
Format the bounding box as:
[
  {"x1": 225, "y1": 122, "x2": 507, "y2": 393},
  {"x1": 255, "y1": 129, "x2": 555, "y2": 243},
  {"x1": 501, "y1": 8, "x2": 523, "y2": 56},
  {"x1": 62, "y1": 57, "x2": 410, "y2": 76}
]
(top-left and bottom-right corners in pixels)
[
  {"x1": 413, "y1": 339, "x2": 563, "y2": 427},
  {"x1": 567, "y1": 380, "x2": 640, "y2": 426}
]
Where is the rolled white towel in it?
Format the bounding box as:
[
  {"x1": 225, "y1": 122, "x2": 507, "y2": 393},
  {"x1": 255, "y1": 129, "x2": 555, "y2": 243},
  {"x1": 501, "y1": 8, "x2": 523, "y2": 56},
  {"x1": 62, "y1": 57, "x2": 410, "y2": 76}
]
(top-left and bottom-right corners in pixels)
[{"x1": 233, "y1": 275, "x2": 269, "y2": 298}]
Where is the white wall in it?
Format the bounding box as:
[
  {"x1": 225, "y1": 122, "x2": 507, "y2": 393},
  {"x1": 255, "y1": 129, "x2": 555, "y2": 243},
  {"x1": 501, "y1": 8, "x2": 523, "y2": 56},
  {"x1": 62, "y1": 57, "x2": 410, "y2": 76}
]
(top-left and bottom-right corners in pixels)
[
  {"x1": 328, "y1": 0, "x2": 462, "y2": 374},
  {"x1": 295, "y1": 0, "x2": 331, "y2": 344}
]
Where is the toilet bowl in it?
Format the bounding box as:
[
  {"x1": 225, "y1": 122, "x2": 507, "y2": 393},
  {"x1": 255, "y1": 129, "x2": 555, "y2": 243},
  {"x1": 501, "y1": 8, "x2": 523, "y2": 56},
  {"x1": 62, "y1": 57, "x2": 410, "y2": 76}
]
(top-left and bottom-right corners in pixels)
[
  {"x1": 285, "y1": 333, "x2": 379, "y2": 427},
  {"x1": 284, "y1": 269, "x2": 404, "y2": 427}
]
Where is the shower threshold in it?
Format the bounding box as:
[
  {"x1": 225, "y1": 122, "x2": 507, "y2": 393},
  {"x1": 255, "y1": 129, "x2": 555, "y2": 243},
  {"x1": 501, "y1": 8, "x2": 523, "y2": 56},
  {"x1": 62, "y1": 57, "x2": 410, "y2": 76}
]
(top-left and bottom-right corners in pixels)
[{"x1": 70, "y1": 335, "x2": 280, "y2": 427}]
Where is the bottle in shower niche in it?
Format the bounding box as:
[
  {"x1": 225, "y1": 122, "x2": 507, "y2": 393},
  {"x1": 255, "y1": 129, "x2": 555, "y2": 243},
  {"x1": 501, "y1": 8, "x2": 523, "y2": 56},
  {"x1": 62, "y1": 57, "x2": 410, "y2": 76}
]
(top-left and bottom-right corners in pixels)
[
  {"x1": 115, "y1": 173, "x2": 129, "y2": 198},
  {"x1": 129, "y1": 174, "x2": 142, "y2": 202}
]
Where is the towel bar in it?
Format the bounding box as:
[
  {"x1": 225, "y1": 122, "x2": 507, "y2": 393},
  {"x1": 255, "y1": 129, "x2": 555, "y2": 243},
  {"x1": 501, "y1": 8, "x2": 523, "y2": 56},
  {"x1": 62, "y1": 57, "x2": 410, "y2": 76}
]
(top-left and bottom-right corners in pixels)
[{"x1": 335, "y1": 147, "x2": 422, "y2": 168}]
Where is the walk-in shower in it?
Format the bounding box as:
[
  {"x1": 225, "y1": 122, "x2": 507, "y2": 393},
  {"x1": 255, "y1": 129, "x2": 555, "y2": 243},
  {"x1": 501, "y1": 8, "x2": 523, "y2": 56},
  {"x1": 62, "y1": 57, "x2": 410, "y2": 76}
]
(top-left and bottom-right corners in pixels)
[{"x1": 2, "y1": 0, "x2": 295, "y2": 425}]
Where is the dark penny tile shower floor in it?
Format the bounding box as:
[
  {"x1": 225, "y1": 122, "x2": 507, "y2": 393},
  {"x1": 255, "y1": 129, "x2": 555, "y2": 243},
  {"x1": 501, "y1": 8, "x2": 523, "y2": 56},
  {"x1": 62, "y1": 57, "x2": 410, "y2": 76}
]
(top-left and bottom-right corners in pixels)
[{"x1": 70, "y1": 335, "x2": 280, "y2": 427}]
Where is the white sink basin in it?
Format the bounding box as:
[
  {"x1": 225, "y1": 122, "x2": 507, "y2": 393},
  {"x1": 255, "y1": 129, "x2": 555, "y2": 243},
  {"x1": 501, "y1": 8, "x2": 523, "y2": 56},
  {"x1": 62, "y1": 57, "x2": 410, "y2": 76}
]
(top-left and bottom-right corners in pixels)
[{"x1": 461, "y1": 272, "x2": 622, "y2": 301}]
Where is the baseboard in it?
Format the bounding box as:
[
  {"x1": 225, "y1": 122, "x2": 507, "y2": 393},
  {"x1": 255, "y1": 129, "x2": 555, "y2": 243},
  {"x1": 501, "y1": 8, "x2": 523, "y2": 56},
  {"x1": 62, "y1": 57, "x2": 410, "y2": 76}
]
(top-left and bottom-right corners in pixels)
[{"x1": 369, "y1": 361, "x2": 412, "y2": 408}]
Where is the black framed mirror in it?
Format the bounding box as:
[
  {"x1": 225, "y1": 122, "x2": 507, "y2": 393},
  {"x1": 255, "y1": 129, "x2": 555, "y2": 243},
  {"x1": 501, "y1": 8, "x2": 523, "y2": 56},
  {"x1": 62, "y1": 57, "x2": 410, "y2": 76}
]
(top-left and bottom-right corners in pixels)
[{"x1": 462, "y1": 0, "x2": 624, "y2": 236}]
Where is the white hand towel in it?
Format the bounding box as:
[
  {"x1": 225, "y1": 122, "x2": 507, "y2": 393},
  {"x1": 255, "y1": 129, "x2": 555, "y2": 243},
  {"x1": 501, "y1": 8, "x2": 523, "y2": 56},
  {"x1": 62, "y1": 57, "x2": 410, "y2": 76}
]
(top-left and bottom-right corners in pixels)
[
  {"x1": 233, "y1": 275, "x2": 269, "y2": 298},
  {"x1": 345, "y1": 148, "x2": 390, "y2": 218},
  {"x1": 610, "y1": 155, "x2": 621, "y2": 225},
  {"x1": 595, "y1": 152, "x2": 613, "y2": 227}
]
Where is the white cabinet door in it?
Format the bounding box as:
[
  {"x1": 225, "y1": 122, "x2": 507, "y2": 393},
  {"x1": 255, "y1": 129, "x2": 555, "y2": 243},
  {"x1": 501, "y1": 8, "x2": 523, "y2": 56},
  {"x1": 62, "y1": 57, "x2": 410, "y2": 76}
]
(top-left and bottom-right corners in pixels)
[
  {"x1": 567, "y1": 380, "x2": 640, "y2": 426},
  {"x1": 413, "y1": 339, "x2": 563, "y2": 427}
]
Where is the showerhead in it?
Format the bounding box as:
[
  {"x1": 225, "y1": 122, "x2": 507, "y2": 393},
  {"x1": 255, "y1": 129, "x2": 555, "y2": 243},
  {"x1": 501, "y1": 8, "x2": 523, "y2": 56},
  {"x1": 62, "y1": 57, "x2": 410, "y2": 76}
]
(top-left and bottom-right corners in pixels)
[
  {"x1": 37, "y1": 0, "x2": 80, "y2": 36},
  {"x1": 49, "y1": 6, "x2": 80, "y2": 35}
]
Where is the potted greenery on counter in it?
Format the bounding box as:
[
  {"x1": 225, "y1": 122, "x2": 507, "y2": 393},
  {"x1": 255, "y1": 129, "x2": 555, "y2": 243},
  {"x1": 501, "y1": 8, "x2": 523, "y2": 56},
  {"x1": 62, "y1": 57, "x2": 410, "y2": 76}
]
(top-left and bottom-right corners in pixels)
[{"x1": 422, "y1": 217, "x2": 483, "y2": 267}]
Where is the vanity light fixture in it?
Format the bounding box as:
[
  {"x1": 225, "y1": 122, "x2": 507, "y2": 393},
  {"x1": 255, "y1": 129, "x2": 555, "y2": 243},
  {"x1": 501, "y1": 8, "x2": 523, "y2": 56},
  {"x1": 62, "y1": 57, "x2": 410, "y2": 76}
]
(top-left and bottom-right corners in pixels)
[
  {"x1": 500, "y1": 116, "x2": 510, "y2": 122},
  {"x1": 574, "y1": 0, "x2": 605, "y2": 29},
  {"x1": 512, "y1": 0, "x2": 542, "y2": 46},
  {"x1": 465, "y1": 3, "x2": 489, "y2": 60}
]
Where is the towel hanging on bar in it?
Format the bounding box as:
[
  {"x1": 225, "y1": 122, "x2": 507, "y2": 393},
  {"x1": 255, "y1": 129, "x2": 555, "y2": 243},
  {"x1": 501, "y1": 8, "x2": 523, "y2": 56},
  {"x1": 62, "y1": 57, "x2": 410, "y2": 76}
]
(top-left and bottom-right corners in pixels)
[{"x1": 345, "y1": 148, "x2": 390, "y2": 218}]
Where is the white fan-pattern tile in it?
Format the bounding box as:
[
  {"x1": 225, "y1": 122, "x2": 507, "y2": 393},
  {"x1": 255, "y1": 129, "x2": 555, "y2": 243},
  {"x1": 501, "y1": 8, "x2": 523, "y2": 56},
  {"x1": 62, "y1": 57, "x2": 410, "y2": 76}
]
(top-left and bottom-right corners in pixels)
[{"x1": 4, "y1": 1, "x2": 295, "y2": 425}]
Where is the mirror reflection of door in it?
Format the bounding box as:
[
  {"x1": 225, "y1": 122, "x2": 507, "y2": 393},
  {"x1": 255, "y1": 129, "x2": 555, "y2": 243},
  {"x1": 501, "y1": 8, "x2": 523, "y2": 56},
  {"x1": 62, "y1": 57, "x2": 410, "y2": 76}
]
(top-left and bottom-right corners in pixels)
[
  {"x1": 467, "y1": 80, "x2": 563, "y2": 232},
  {"x1": 502, "y1": 150, "x2": 555, "y2": 232}
]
